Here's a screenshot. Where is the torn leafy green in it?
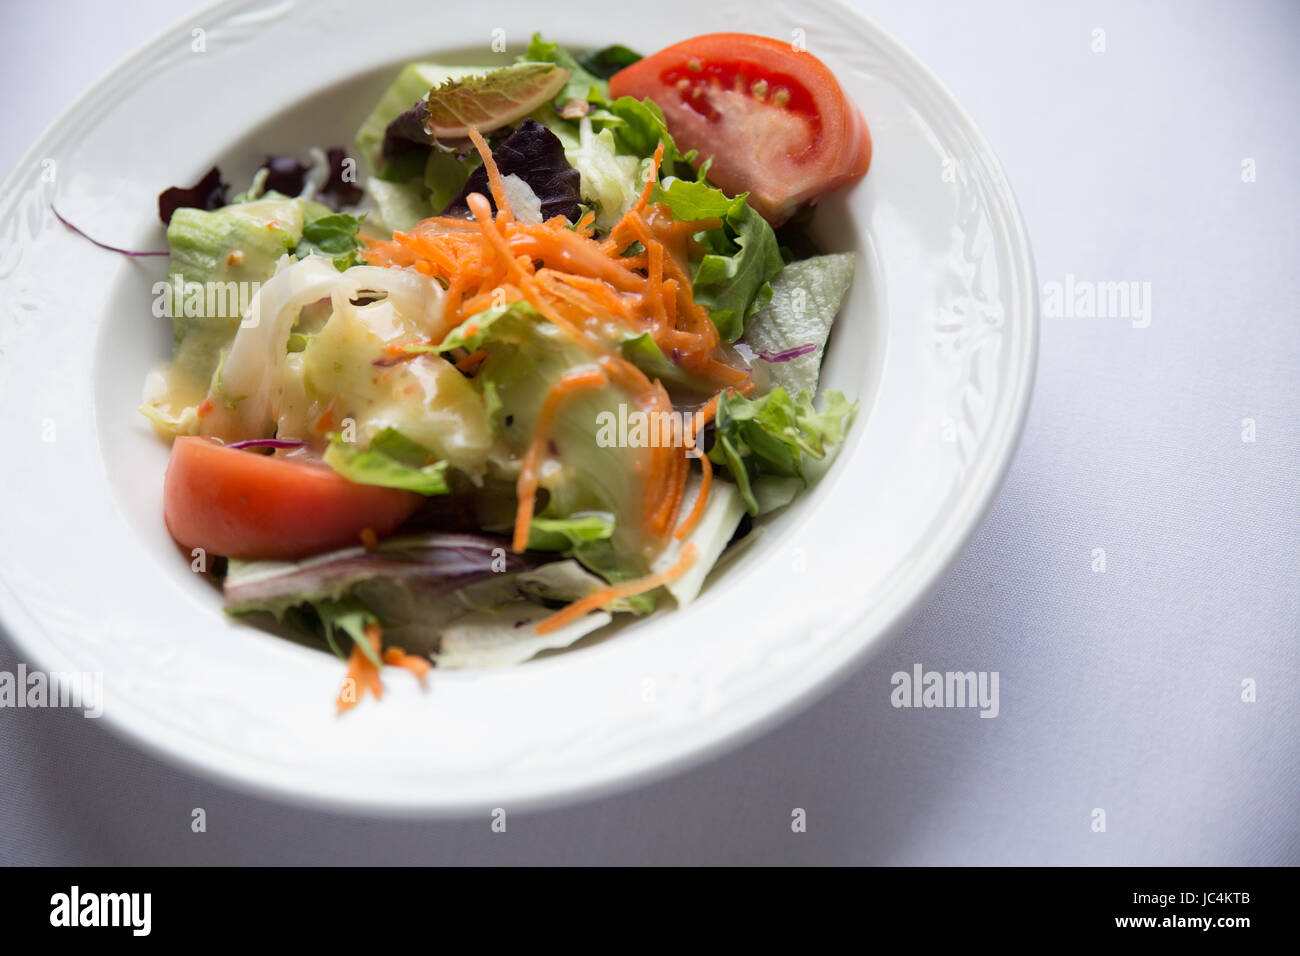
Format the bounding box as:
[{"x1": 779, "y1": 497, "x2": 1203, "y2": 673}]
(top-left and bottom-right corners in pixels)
[
  {"x1": 324, "y1": 428, "x2": 451, "y2": 495},
  {"x1": 294, "y1": 212, "x2": 366, "y2": 270},
  {"x1": 651, "y1": 177, "x2": 784, "y2": 342},
  {"x1": 708, "y1": 387, "x2": 856, "y2": 514}
]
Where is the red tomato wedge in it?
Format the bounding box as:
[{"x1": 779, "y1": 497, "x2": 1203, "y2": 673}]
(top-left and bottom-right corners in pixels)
[
  {"x1": 610, "y1": 33, "x2": 871, "y2": 225},
  {"x1": 164, "y1": 437, "x2": 421, "y2": 560}
]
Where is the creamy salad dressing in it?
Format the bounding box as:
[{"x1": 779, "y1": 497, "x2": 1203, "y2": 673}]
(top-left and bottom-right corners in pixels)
[
  {"x1": 145, "y1": 255, "x2": 491, "y2": 475},
  {"x1": 281, "y1": 290, "x2": 491, "y2": 476}
]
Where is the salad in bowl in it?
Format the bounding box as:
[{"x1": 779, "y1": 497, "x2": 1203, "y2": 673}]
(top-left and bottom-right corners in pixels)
[{"x1": 131, "y1": 32, "x2": 871, "y2": 710}]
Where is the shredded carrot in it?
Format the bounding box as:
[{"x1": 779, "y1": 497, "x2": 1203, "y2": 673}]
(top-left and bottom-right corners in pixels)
[
  {"x1": 663, "y1": 277, "x2": 679, "y2": 327},
  {"x1": 632, "y1": 141, "x2": 664, "y2": 215},
  {"x1": 359, "y1": 527, "x2": 379, "y2": 549},
  {"x1": 674, "y1": 394, "x2": 722, "y2": 539},
  {"x1": 654, "y1": 446, "x2": 688, "y2": 537},
  {"x1": 702, "y1": 358, "x2": 751, "y2": 386},
  {"x1": 647, "y1": 240, "x2": 667, "y2": 328},
  {"x1": 598, "y1": 354, "x2": 654, "y2": 394},
  {"x1": 468, "y1": 193, "x2": 528, "y2": 284},
  {"x1": 666, "y1": 447, "x2": 689, "y2": 528},
  {"x1": 383, "y1": 340, "x2": 423, "y2": 356},
  {"x1": 689, "y1": 394, "x2": 721, "y2": 437},
  {"x1": 515, "y1": 274, "x2": 597, "y2": 348},
  {"x1": 455, "y1": 348, "x2": 488, "y2": 374},
  {"x1": 642, "y1": 436, "x2": 667, "y2": 537},
  {"x1": 513, "y1": 367, "x2": 609, "y2": 553},
  {"x1": 401, "y1": 231, "x2": 458, "y2": 273},
  {"x1": 312, "y1": 401, "x2": 339, "y2": 435},
  {"x1": 337, "y1": 623, "x2": 384, "y2": 713},
  {"x1": 645, "y1": 383, "x2": 687, "y2": 539},
  {"x1": 360, "y1": 133, "x2": 763, "y2": 570},
  {"x1": 536, "y1": 270, "x2": 608, "y2": 319},
  {"x1": 383, "y1": 647, "x2": 432, "y2": 680},
  {"x1": 675, "y1": 454, "x2": 713, "y2": 539},
  {"x1": 467, "y1": 127, "x2": 512, "y2": 222},
  {"x1": 534, "y1": 543, "x2": 698, "y2": 635}
]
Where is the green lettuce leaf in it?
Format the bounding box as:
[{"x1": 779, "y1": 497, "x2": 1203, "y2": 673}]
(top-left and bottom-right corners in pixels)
[
  {"x1": 417, "y1": 62, "x2": 571, "y2": 138},
  {"x1": 651, "y1": 178, "x2": 784, "y2": 341},
  {"x1": 355, "y1": 63, "x2": 482, "y2": 173},
  {"x1": 377, "y1": 149, "x2": 428, "y2": 184},
  {"x1": 741, "y1": 253, "x2": 855, "y2": 397},
  {"x1": 294, "y1": 212, "x2": 365, "y2": 270},
  {"x1": 436, "y1": 301, "x2": 527, "y2": 351},
  {"x1": 708, "y1": 387, "x2": 856, "y2": 514},
  {"x1": 527, "y1": 513, "x2": 616, "y2": 551},
  {"x1": 447, "y1": 302, "x2": 659, "y2": 589},
  {"x1": 313, "y1": 598, "x2": 381, "y2": 662},
  {"x1": 792, "y1": 389, "x2": 854, "y2": 458},
  {"x1": 650, "y1": 476, "x2": 746, "y2": 605},
  {"x1": 648, "y1": 177, "x2": 732, "y2": 221},
  {"x1": 565, "y1": 538, "x2": 655, "y2": 613},
  {"x1": 524, "y1": 33, "x2": 608, "y2": 106},
  {"x1": 591, "y1": 97, "x2": 692, "y2": 173},
  {"x1": 577, "y1": 45, "x2": 642, "y2": 79},
  {"x1": 365, "y1": 178, "x2": 432, "y2": 234},
  {"x1": 324, "y1": 427, "x2": 450, "y2": 495},
  {"x1": 562, "y1": 116, "x2": 643, "y2": 230},
  {"x1": 618, "y1": 331, "x2": 713, "y2": 391},
  {"x1": 425, "y1": 148, "x2": 478, "y2": 213},
  {"x1": 163, "y1": 196, "x2": 306, "y2": 388}
]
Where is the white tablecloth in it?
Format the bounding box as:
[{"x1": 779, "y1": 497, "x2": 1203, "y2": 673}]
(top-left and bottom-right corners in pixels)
[{"x1": 1, "y1": 0, "x2": 1295, "y2": 864}]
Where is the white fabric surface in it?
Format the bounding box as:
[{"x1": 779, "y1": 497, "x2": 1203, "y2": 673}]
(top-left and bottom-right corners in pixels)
[{"x1": 0, "y1": 0, "x2": 1295, "y2": 865}]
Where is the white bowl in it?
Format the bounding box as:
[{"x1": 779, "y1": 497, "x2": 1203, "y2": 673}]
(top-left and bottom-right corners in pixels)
[{"x1": 0, "y1": 0, "x2": 1036, "y2": 813}]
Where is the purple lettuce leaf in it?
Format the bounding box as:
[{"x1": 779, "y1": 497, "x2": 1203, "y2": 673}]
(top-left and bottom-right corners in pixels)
[
  {"x1": 157, "y1": 166, "x2": 228, "y2": 225},
  {"x1": 443, "y1": 119, "x2": 581, "y2": 222},
  {"x1": 223, "y1": 533, "x2": 537, "y2": 615},
  {"x1": 258, "y1": 149, "x2": 363, "y2": 209},
  {"x1": 52, "y1": 206, "x2": 168, "y2": 257},
  {"x1": 382, "y1": 104, "x2": 438, "y2": 162},
  {"x1": 320, "y1": 147, "x2": 363, "y2": 208},
  {"x1": 260, "y1": 154, "x2": 310, "y2": 196},
  {"x1": 758, "y1": 343, "x2": 817, "y2": 363}
]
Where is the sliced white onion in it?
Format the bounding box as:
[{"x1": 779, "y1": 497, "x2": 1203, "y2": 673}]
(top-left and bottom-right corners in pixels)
[{"x1": 501, "y1": 173, "x2": 543, "y2": 225}]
